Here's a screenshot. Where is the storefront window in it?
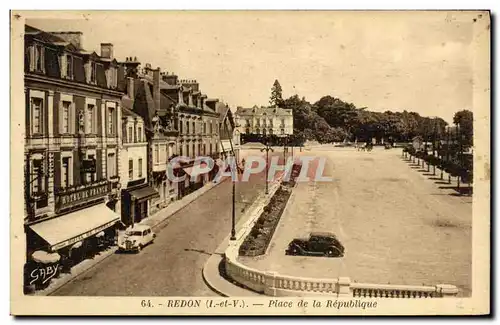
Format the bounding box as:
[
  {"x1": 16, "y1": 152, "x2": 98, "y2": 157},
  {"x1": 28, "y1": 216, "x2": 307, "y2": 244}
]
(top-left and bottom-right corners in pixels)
[{"x1": 138, "y1": 158, "x2": 143, "y2": 178}]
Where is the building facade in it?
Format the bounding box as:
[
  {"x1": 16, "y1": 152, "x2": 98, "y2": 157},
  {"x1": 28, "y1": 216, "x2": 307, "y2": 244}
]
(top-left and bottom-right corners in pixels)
[
  {"x1": 119, "y1": 103, "x2": 159, "y2": 227},
  {"x1": 23, "y1": 25, "x2": 123, "y2": 290},
  {"x1": 235, "y1": 106, "x2": 294, "y2": 136}
]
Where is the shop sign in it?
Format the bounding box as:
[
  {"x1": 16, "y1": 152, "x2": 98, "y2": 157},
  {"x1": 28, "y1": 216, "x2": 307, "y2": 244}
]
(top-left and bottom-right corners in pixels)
[
  {"x1": 27, "y1": 263, "x2": 59, "y2": 286},
  {"x1": 57, "y1": 182, "x2": 110, "y2": 210},
  {"x1": 51, "y1": 220, "x2": 117, "y2": 251}
]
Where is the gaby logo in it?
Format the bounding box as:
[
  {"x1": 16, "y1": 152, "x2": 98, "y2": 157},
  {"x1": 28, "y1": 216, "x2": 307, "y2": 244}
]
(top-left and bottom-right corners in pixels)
[{"x1": 165, "y1": 156, "x2": 332, "y2": 183}]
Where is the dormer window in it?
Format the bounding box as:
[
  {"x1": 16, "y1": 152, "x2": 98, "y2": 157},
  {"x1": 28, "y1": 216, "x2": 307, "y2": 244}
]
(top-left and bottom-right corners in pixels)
[
  {"x1": 66, "y1": 54, "x2": 73, "y2": 79},
  {"x1": 34, "y1": 44, "x2": 44, "y2": 73},
  {"x1": 90, "y1": 61, "x2": 97, "y2": 83}
]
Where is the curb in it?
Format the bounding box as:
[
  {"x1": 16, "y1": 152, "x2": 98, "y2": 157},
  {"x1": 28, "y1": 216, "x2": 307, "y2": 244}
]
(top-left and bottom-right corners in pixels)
[{"x1": 39, "y1": 178, "x2": 230, "y2": 296}]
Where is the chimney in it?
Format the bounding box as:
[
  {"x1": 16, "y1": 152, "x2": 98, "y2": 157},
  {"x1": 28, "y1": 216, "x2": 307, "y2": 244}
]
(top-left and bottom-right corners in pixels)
[
  {"x1": 100, "y1": 43, "x2": 114, "y2": 59},
  {"x1": 161, "y1": 72, "x2": 179, "y2": 86},
  {"x1": 153, "y1": 68, "x2": 160, "y2": 110},
  {"x1": 127, "y1": 77, "x2": 135, "y2": 101},
  {"x1": 49, "y1": 31, "x2": 83, "y2": 49}
]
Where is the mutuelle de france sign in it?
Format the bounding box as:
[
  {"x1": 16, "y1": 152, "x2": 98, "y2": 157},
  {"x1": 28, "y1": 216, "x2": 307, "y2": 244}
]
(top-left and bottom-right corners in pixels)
[{"x1": 56, "y1": 182, "x2": 111, "y2": 211}]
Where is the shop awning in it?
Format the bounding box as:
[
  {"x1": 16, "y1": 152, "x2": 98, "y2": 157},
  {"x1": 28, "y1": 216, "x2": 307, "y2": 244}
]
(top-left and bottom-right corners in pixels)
[
  {"x1": 29, "y1": 204, "x2": 120, "y2": 252},
  {"x1": 129, "y1": 186, "x2": 160, "y2": 203}
]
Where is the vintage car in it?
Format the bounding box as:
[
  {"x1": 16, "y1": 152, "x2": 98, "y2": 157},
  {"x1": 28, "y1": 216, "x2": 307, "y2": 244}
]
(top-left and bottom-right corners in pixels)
[
  {"x1": 118, "y1": 225, "x2": 156, "y2": 253},
  {"x1": 285, "y1": 232, "x2": 345, "y2": 257}
]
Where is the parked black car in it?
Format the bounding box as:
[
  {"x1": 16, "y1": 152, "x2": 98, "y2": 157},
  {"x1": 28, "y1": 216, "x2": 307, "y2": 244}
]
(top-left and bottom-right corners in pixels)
[{"x1": 285, "y1": 232, "x2": 345, "y2": 257}]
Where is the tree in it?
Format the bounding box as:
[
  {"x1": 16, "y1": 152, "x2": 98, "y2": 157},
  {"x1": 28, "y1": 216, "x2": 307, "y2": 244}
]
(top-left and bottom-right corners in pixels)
[
  {"x1": 453, "y1": 109, "x2": 473, "y2": 149},
  {"x1": 269, "y1": 80, "x2": 284, "y2": 108}
]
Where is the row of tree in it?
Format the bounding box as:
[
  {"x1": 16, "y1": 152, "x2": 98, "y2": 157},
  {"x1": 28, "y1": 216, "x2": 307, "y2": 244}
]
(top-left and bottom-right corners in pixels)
[{"x1": 281, "y1": 93, "x2": 473, "y2": 149}]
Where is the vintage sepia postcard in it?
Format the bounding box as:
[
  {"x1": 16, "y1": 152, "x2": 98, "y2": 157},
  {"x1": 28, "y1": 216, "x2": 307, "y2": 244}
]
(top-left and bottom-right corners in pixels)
[{"x1": 10, "y1": 10, "x2": 490, "y2": 316}]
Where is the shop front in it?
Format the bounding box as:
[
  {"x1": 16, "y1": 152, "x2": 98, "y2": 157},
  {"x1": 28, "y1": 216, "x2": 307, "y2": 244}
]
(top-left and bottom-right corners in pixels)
[
  {"x1": 24, "y1": 180, "x2": 120, "y2": 293},
  {"x1": 121, "y1": 178, "x2": 160, "y2": 227},
  {"x1": 25, "y1": 202, "x2": 120, "y2": 292}
]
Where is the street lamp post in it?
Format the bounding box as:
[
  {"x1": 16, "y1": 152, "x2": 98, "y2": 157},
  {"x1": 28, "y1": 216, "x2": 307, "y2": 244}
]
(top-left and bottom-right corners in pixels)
[
  {"x1": 219, "y1": 114, "x2": 237, "y2": 241},
  {"x1": 260, "y1": 138, "x2": 274, "y2": 195}
]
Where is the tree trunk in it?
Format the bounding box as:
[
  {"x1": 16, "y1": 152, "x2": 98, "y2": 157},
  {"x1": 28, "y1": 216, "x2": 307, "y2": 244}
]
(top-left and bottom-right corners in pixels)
[
  {"x1": 448, "y1": 174, "x2": 451, "y2": 184},
  {"x1": 456, "y1": 176, "x2": 460, "y2": 190},
  {"x1": 440, "y1": 168, "x2": 443, "y2": 180}
]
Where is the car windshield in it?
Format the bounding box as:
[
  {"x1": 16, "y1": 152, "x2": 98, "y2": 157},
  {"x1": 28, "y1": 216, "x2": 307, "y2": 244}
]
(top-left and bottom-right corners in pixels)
[{"x1": 125, "y1": 231, "x2": 143, "y2": 236}]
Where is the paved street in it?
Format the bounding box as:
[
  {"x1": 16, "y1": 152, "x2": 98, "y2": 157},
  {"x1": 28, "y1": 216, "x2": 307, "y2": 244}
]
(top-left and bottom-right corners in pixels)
[
  {"x1": 240, "y1": 146, "x2": 472, "y2": 297},
  {"x1": 52, "y1": 161, "x2": 271, "y2": 296}
]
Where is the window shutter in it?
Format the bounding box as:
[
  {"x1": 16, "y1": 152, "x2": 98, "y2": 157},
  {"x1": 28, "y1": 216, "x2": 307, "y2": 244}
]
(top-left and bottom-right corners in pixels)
[
  {"x1": 73, "y1": 150, "x2": 80, "y2": 186},
  {"x1": 96, "y1": 99, "x2": 102, "y2": 136},
  {"x1": 53, "y1": 152, "x2": 61, "y2": 191},
  {"x1": 96, "y1": 149, "x2": 102, "y2": 180},
  {"x1": 53, "y1": 92, "x2": 60, "y2": 136}
]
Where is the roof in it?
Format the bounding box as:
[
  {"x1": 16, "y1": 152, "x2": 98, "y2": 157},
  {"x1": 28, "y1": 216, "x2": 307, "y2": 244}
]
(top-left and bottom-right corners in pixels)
[
  {"x1": 310, "y1": 232, "x2": 338, "y2": 238},
  {"x1": 236, "y1": 106, "x2": 291, "y2": 116},
  {"x1": 122, "y1": 105, "x2": 142, "y2": 119}
]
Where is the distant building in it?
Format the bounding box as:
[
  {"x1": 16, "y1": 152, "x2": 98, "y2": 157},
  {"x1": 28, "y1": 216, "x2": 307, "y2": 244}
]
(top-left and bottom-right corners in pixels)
[{"x1": 235, "y1": 105, "x2": 293, "y2": 136}]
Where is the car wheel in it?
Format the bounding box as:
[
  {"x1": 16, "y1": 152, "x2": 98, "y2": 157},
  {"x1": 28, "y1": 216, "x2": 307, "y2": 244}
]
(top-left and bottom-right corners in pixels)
[
  {"x1": 137, "y1": 245, "x2": 142, "y2": 253},
  {"x1": 291, "y1": 246, "x2": 299, "y2": 255},
  {"x1": 327, "y1": 247, "x2": 341, "y2": 257}
]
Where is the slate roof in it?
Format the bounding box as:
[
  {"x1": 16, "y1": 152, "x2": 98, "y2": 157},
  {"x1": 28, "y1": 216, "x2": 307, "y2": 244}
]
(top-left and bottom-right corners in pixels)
[{"x1": 236, "y1": 106, "x2": 291, "y2": 116}]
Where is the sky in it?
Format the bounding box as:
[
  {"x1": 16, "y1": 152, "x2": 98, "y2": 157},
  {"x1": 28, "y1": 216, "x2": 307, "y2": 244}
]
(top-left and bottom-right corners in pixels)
[{"x1": 27, "y1": 11, "x2": 483, "y2": 124}]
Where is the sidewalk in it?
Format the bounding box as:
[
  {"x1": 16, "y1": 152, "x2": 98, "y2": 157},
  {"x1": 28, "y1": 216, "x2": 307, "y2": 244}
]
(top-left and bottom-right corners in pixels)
[{"x1": 37, "y1": 177, "x2": 229, "y2": 296}]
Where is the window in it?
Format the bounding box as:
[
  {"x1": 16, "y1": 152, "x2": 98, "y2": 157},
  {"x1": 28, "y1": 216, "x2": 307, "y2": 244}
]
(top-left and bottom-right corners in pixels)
[
  {"x1": 192, "y1": 144, "x2": 195, "y2": 157},
  {"x1": 62, "y1": 101, "x2": 70, "y2": 134},
  {"x1": 209, "y1": 143, "x2": 212, "y2": 155},
  {"x1": 155, "y1": 145, "x2": 159, "y2": 163},
  {"x1": 203, "y1": 122, "x2": 206, "y2": 134},
  {"x1": 86, "y1": 104, "x2": 95, "y2": 134},
  {"x1": 31, "y1": 159, "x2": 44, "y2": 194},
  {"x1": 179, "y1": 145, "x2": 183, "y2": 156},
  {"x1": 107, "y1": 107, "x2": 114, "y2": 134},
  {"x1": 180, "y1": 121, "x2": 183, "y2": 134},
  {"x1": 35, "y1": 45, "x2": 44, "y2": 72},
  {"x1": 128, "y1": 126, "x2": 133, "y2": 143},
  {"x1": 66, "y1": 54, "x2": 73, "y2": 79},
  {"x1": 245, "y1": 127, "x2": 250, "y2": 134},
  {"x1": 281, "y1": 128, "x2": 285, "y2": 135},
  {"x1": 192, "y1": 121, "x2": 196, "y2": 134},
  {"x1": 31, "y1": 98, "x2": 43, "y2": 135},
  {"x1": 138, "y1": 158, "x2": 143, "y2": 178},
  {"x1": 186, "y1": 145, "x2": 189, "y2": 157},
  {"x1": 129, "y1": 159, "x2": 133, "y2": 179},
  {"x1": 269, "y1": 128, "x2": 273, "y2": 135},
  {"x1": 90, "y1": 61, "x2": 97, "y2": 83},
  {"x1": 281, "y1": 118, "x2": 285, "y2": 127},
  {"x1": 138, "y1": 126, "x2": 142, "y2": 142},
  {"x1": 61, "y1": 157, "x2": 71, "y2": 188},
  {"x1": 246, "y1": 119, "x2": 250, "y2": 127},
  {"x1": 186, "y1": 121, "x2": 190, "y2": 134},
  {"x1": 210, "y1": 121, "x2": 213, "y2": 134},
  {"x1": 86, "y1": 154, "x2": 96, "y2": 183},
  {"x1": 107, "y1": 153, "x2": 116, "y2": 178}
]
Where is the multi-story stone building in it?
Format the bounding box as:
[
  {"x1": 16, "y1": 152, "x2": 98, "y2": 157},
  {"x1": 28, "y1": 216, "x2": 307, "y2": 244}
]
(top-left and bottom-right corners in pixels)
[
  {"x1": 119, "y1": 97, "x2": 158, "y2": 226},
  {"x1": 23, "y1": 25, "x2": 123, "y2": 288},
  {"x1": 235, "y1": 105, "x2": 294, "y2": 136}
]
